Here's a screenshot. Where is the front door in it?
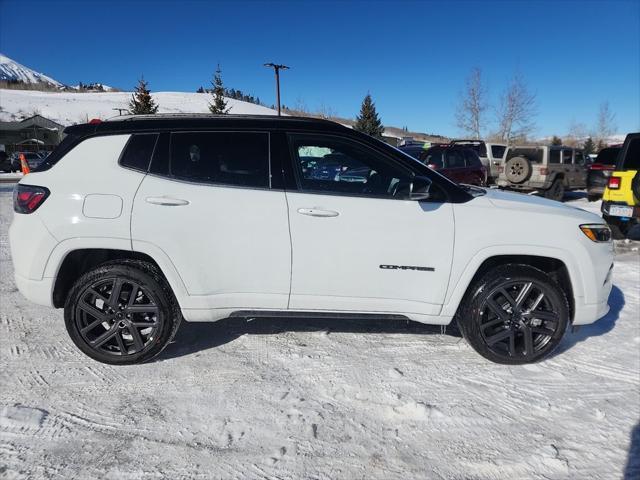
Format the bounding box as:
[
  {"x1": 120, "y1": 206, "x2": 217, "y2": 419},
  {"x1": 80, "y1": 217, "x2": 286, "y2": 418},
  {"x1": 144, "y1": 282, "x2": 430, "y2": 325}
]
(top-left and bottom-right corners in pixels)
[
  {"x1": 284, "y1": 133, "x2": 455, "y2": 316},
  {"x1": 131, "y1": 131, "x2": 291, "y2": 311}
]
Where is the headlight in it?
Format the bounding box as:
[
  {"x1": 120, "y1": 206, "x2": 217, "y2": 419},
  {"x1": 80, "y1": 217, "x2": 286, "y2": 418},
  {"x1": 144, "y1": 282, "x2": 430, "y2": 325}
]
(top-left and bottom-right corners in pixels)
[{"x1": 580, "y1": 224, "x2": 612, "y2": 242}]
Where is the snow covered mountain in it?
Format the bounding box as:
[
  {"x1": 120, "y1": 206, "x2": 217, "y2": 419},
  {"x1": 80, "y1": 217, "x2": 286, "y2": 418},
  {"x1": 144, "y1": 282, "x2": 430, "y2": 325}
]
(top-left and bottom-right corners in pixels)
[{"x1": 0, "y1": 53, "x2": 64, "y2": 88}]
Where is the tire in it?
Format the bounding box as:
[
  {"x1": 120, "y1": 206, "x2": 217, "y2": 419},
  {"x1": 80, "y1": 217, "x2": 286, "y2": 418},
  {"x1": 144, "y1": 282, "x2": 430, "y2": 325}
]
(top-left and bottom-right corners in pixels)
[
  {"x1": 632, "y1": 171, "x2": 640, "y2": 201},
  {"x1": 456, "y1": 264, "x2": 569, "y2": 365},
  {"x1": 544, "y1": 178, "x2": 565, "y2": 201},
  {"x1": 64, "y1": 260, "x2": 182, "y2": 365},
  {"x1": 587, "y1": 194, "x2": 600, "y2": 202},
  {"x1": 603, "y1": 214, "x2": 628, "y2": 240},
  {"x1": 504, "y1": 156, "x2": 532, "y2": 184}
]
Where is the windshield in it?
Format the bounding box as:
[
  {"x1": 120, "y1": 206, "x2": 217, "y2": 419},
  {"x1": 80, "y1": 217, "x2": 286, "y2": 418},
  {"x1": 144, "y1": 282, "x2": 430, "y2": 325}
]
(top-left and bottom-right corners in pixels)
[{"x1": 507, "y1": 147, "x2": 544, "y2": 163}]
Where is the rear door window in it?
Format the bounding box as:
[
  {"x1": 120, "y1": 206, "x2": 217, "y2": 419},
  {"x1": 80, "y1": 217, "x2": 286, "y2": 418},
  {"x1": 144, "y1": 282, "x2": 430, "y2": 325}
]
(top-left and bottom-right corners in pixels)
[
  {"x1": 562, "y1": 149, "x2": 573, "y2": 164},
  {"x1": 169, "y1": 132, "x2": 270, "y2": 188},
  {"x1": 549, "y1": 150, "x2": 561, "y2": 164}
]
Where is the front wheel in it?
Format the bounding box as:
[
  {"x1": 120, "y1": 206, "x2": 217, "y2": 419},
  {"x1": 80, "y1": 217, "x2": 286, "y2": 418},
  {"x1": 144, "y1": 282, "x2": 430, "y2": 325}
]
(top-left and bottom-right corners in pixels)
[
  {"x1": 64, "y1": 260, "x2": 182, "y2": 365},
  {"x1": 457, "y1": 264, "x2": 569, "y2": 364}
]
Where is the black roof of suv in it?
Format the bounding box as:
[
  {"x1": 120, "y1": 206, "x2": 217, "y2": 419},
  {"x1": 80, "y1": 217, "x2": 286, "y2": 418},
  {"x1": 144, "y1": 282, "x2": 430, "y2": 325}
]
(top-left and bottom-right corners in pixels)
[{"x1": 65, "y1": 114, "x2": 352, "y2": 137}]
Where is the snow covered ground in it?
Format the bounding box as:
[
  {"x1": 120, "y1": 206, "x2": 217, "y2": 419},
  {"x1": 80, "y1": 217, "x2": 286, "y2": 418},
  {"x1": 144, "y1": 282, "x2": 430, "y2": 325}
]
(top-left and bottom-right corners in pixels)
[
  {"x1": 0, "y1": 187, "x2": 638, "y2": 480},
  {"x1": 0, "y1": 89, "x2": 278, "y2": 126}
]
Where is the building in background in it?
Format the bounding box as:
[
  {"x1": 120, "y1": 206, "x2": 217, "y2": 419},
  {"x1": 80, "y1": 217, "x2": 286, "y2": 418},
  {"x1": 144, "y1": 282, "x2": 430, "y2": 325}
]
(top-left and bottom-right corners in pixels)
[{"x1": 0, "y1": 115, "x2": 64, "y2": 154}]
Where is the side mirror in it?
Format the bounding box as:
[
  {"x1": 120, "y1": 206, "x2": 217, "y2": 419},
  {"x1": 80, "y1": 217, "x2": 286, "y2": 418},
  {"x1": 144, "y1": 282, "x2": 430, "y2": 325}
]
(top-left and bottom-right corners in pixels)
[{"x1": 410, "y1": 175, "x2": 431, "y2": 201}]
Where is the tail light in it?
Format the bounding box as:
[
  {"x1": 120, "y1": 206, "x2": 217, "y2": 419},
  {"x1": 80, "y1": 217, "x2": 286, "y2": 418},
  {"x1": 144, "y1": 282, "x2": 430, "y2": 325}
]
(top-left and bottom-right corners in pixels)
[
  {"x1": 540, "y1": 167, "x2": 549, "y2": 175},
  {"x1": 13, "y1": 184, "x2": 50, "y2": 213},
  {"x1": 608, "y1": 176, "x2": 621, "y2": 189}
]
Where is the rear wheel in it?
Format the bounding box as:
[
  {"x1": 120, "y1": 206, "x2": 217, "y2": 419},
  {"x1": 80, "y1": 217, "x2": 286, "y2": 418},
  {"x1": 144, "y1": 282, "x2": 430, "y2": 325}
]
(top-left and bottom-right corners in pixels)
[
  {"x1": 544, "y1": 179, "x2": 565, "y2": 201},
  {"x1": 457, "y1": 264, "x2": 569, "y2": 364},
  {"x1": 587, "y1": 194, "x2": 600, "y2": 202},
  {"x1": 64, "y1": 260, "x2": 182, "y2": 365}
]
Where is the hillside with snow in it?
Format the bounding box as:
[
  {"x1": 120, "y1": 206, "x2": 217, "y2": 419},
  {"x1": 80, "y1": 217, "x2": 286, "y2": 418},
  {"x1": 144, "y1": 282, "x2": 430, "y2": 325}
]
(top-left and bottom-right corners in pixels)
[
  {"x1": 0, "y1": 54, "x2": 63, "y2": 88},
  {"x1": 0, "y1": 89, "x2": 278, "y2": 125}
]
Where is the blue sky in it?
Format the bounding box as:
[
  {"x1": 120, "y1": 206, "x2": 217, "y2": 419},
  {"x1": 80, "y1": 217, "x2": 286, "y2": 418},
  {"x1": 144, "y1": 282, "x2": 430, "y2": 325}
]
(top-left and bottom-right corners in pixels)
[{"x1": 1, "y1": 0, "x2": 638, "y2": 137}]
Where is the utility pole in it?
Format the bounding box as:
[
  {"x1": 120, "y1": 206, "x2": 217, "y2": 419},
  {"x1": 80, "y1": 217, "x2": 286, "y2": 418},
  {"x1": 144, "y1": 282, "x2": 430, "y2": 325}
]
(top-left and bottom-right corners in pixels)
[{"x1": 264, "y1": 63, "x2": 289, "y2": 116}]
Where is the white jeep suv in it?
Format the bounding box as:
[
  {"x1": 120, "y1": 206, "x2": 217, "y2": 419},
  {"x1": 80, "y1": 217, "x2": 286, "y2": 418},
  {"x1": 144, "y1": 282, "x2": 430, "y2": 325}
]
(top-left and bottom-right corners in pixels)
[{"x1": 9, "y1": 115, "x2": 614, "y2": 365}]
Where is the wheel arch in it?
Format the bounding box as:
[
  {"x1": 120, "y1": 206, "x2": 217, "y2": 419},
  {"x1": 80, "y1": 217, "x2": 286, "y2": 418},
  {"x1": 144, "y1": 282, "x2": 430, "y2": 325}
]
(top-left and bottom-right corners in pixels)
[
  {"x1": 444, "y1": 252, "x2": 576, "y2": 322},
  {"x1": 51, "y1": 247, "x2": 187, "y2": 309}
]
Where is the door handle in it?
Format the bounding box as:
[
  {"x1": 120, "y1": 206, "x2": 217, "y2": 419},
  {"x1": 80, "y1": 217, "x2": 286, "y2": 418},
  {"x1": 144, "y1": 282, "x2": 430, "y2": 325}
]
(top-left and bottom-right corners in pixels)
[
  {"x1": 145, "y1": 196, "x2": 190, "y2": 206},
  {"x1": 297, "y1": 208, "x2": 339, "y2": 217}
]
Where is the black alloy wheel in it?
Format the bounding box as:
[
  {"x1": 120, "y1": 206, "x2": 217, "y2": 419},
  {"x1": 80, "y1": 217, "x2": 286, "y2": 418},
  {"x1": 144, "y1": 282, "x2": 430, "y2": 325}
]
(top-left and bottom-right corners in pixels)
[
  {"x1": 65, "y1": 260, "x2": 181, "y2": 364},
  {"x1": 458, "y1": 264, "x2": 569, "y2": 364}
]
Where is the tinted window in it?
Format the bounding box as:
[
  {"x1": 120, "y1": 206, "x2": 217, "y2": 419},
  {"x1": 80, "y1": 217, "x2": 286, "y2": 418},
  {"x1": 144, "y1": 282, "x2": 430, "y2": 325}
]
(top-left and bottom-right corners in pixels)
[
  {"x1": 463, "y1": 150, "x2": 482, "y2": 167},
  {"x1": 562, "y1": 149, "x2": 573, "y2": 164},
  {"x1": 491, "y1": 145, "x2": 506, "y2": 159},
  {"x1": 446, "y1": 150, "x2": 465, "y2": 168},
  {"x1": 621, "y1": 138, "x2": 640, "y2": 170},
  {"x1": 452, "y1": 141, "x2": 487, "y2": 157},
  {"x1": 289, "y1": 134, "x2": 412, "y2": 198},
  {"x1": 507, "y1": 147, "x2": 544, "y2": 163},
  {"x1": 420, "y1": 148, "x2": 444, "y2": 168},
  {"x1": 120, "y1": 134, "x2": 158, "y2": 172},
  {"x1": 169, "y1": 132, "x2": 269, "y2": 187},
  {"x1": 549, "y1": 150, "x2": 561, "y2": 164},
  {"x1": 595, "y1": 147, "x2": 620, "y2": 166},
  {"x1": 575, "y1": 151, "x2": 585, "y2": 165}
]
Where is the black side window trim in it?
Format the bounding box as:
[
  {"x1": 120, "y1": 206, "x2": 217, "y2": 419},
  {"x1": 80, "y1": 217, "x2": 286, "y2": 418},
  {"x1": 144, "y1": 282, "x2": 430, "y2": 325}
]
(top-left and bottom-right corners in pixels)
[{"x1": 117, "y1": 132, "x2": 160, "y2": 173}]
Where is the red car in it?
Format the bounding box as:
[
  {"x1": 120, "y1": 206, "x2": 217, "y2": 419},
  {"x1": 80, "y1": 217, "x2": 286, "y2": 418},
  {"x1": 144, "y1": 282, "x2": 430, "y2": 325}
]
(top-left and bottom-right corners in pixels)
[
  {"x1": 587, "y1": 146, "x2": 621, "y2": 201},
  {"x1": 417, "y1": 145, "x2": 487, "y2": 186}
]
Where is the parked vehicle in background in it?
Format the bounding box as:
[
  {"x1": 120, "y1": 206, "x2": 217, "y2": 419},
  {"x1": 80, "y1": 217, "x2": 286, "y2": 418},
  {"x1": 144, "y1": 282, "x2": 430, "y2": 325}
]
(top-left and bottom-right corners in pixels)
[
  {"x1": 601, "y1": 133, "x2": 640, "y2": 239},
  {"x1": 11, "y1": 151, "x2": 48, "y2": 170},
  {"x1": 417, "y1": 145, "x2": 487, "y2": 186},
  {"x1": 0, "y1": 150, "x2": 16, "y2": 172},
  {"x1": 450, "y1": 140, "x2": 507, "y2": 184},
  {"x1": 10, "y1": 115, "x2": 613, "y2": 365},
  {"x1": 397, "y1": 142, "x2": 429, "y2": 160},
  {"x1": 496, "y1": 146, "x2": 588, "y2": 201},
  {"x1": 587, "y1": 147, "x2": 621, "y2": 201}
]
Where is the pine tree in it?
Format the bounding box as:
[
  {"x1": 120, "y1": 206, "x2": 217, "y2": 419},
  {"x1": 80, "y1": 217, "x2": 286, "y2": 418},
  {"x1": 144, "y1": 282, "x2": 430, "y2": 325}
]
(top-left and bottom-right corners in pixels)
[
  {"x1": 354, "y1": 94, "x2": 384, "y2": 139},
  {"x1": 129, "y1": 77, "x2": 159, "y2": 115},
  {"x1": 208, "y1": 65, "x2": 229, "y2": 114},
  {"x1": 551, "y1": 135, "x2": 562, "y2": 145},
  {"x1": 583, "y1": 137, "x2": 595, "y2": 155}
]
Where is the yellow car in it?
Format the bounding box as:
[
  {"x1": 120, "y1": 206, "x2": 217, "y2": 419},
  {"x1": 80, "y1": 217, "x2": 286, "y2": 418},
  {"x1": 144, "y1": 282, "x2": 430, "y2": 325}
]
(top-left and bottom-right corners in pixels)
[{"x1": 601, "y1": 132, "x2": 640, "y2": 239}]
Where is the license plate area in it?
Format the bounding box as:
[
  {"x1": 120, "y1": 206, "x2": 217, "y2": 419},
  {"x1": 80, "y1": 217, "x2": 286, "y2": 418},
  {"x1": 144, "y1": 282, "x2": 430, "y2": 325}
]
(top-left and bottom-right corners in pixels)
[{"x1": 609, "y1": 205, "x2": 634, "y2": 217}]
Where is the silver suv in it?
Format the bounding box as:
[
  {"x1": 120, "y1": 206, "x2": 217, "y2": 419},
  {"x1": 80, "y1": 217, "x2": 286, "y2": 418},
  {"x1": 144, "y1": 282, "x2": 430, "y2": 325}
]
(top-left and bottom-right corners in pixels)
[{"x1": 496, "y1": 146, "x2": 588, "y2": 201}]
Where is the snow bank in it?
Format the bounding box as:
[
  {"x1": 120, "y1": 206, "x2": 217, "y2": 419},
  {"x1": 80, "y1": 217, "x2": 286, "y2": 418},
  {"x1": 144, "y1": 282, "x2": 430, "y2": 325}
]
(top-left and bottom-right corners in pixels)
[{"x1": 0, "y1": 89, "x2": 278, "y2": 126}]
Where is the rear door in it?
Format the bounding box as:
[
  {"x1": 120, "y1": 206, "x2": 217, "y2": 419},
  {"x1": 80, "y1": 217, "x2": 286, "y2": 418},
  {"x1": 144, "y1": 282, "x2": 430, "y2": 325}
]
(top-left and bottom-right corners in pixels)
[
  {"x1": 284, "y1": 133, "x2": 454, "y2": 317},
  {"x1": 131, "y1": 130, "x2": 291, "y2": 311},
  {"x1": 573, "y1": 151, "x2": 587, "y2": 188}
]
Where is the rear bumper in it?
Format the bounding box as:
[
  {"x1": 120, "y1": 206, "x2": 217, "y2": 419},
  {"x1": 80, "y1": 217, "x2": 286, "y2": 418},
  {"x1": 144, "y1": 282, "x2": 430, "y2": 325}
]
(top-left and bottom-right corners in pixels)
[{"x1": 14, "y1": 273, "x2": 55, "y2": 308}]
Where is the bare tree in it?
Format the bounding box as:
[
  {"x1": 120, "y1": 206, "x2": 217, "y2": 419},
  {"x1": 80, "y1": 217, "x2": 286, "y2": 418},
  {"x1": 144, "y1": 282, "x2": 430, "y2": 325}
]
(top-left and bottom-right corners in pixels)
[
  {"x1": 594, "y1": 101, "x2": 617, "y2": 148},
  {"x1": 495, "y1": 72, "x2": 537, "y2": 144},
  {"x1": 455, "y1": 67, "x2": 487, "y2": 139},
  {"x1": 316, "y1": 102, "x2": 337, "y2": 119},
  {"x1": 564, "y1": 120, "x2": 588, "y2": 148}
]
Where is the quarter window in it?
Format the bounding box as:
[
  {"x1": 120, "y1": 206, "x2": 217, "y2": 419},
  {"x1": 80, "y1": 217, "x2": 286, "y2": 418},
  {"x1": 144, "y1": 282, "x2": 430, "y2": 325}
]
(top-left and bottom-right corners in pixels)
[
  {"x1": 169, "y1": 132, "x2": 269, "y2": 188},
  {"x1": 549, "y1": 150, "x2": 561, "y2": 164},
  {"x1": 491, "y1": 145, "x2": 506, "y2": 159},
  {"x1": 446, "y1": 150, "x2": 465, "y2": 168},
  {"x1": 562, "y1": 149, "x2": 573, "y2": 164},
  {"x1": 120, "y1": 134, "x2": 158, "y2": 172},
  {"x1": 289, "y1": 134, "x2": 412, "y2": 198}
]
